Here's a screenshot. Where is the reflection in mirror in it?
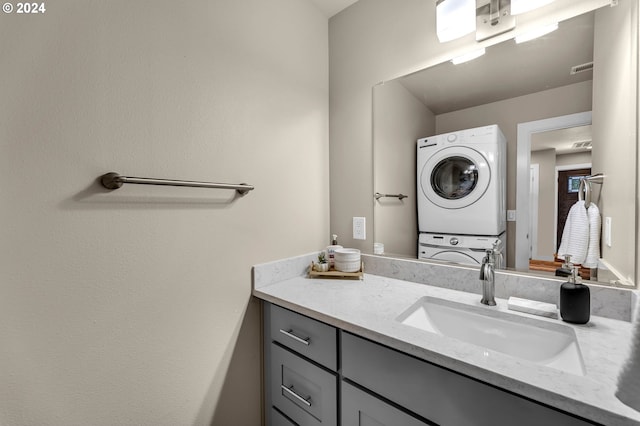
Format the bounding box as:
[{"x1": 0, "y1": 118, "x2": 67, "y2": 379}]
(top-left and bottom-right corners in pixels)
[
  {"x1": 526, "y1": 118, "x2": 595, "y2": 281},
  {"x1": 530, "y1": 125, "x2": 593, "y2": 263},
  {"x1": 372, "y1": 4, "x2": 637, "y2": 287}
]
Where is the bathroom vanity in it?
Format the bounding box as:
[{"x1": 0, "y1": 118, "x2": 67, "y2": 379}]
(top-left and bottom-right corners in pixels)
[{"x1": 253, "y1": 253, "x2": 640, "y2": 426}]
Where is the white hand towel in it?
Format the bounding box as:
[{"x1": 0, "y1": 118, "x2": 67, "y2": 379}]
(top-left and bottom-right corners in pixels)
[
  {"x1": 557, "y1": 200, "x2": 589, "y2": 264},
  {"x1": 583, "y1": 202, "x2": 601, "y2": 268},
  {"x1": 616, "y1": 301, "x2": 640, "y2": 411}
]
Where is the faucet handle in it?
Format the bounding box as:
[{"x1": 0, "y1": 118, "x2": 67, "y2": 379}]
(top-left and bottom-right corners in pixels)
[
  {"x1": 483, "y1": 239, "x2": 502, "y2": 265},
  {"x1": 483, "y1": 249, "x2": 492, "y2": 262}
]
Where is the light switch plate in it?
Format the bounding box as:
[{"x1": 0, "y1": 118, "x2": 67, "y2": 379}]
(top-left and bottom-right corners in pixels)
[
  {"x1": 605, "y1": 217, "x2": 612, "y2": 247},
  {"x1": 507, "y1": 210, "x2": 516, "y2": 222},
  {"x1": 353, "y1": 217, "x2": 366, "y2": 240}
]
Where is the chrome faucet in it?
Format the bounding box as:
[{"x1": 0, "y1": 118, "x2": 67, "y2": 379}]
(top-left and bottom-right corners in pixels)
[{"x1": 479, "y1": 240, "x2": 502, "y2": 306}]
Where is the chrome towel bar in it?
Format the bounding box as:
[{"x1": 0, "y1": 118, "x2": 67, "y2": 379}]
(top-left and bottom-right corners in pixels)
[
  {"x1": 100, "y1": 172, "x2": 254, "y2": 195},
  {"x1": 374, "y1": 192, "x2": 408, "y2": 200},
  {"x1": 578, "y1": 173, "x2": 604, "y2": 207}
]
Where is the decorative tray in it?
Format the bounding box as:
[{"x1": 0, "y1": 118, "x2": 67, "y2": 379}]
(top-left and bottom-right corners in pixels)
[{"x1": 307, "y1": 262, "x2": 364, "y2": 280}]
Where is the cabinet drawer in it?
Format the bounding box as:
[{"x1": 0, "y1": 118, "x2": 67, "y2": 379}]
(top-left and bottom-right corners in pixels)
[
  {"x1": 342, "y1": 381, "x2": 431, "y2": 426},
  {"x1": 269, "y1": 303, "x2": 337, "y2": 370},
  {"x1": 271, "y1": 407, "x2": 297, "y2": 426},
  {"x1": 271, "y1": 343, "x2": 338, "y2": 426},
  {"x1": 342, "y1": 332, "x2": 596, "y2": 426}
]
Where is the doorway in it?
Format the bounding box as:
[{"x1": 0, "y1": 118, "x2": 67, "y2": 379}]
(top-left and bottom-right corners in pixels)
[{"x1": 515, "y1": 111, "x2": 593, "y2": 272}]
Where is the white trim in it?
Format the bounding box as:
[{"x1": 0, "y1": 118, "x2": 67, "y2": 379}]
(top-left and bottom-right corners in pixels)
[
  {"x1": 515, "y1": 111, "x2": 592, "y2": 272},
  {"x1": 529, "y1": 163, "x2": 539, "y2": 259}
]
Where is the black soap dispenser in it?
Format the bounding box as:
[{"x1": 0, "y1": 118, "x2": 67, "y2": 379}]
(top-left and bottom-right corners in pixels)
[{"x1": 560, "y1": 265, "x2": 590, "y2": 324}]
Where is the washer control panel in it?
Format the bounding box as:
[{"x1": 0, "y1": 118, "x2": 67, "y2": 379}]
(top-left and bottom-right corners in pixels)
[{"x1": 419, "y1": 233, "x2": 499, "y2": 249}]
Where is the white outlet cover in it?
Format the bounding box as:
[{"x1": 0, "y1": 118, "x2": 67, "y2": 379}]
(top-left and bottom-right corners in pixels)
[{"x1": 353, "y1": 217, "x2": 366, "y2": 240}]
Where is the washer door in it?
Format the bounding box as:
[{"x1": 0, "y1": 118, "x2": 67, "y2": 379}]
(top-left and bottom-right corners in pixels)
[{"x1": 420, "y1": 146, "x2": 490, "y2": 209}]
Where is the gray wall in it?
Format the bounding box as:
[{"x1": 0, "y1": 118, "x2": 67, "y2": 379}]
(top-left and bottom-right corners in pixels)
[{"x1": 0, "y1": 1, "x2": 329, "y2": 425}]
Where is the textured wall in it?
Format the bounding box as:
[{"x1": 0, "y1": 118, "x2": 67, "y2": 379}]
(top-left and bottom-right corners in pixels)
[{"x1": 0, "y1": 1, "x2": 329, "y2": 425}]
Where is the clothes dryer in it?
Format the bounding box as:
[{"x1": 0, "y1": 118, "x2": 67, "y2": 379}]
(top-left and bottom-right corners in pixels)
[{"x1": 417, "y1": 125, "x2": 506, "y2": 236}]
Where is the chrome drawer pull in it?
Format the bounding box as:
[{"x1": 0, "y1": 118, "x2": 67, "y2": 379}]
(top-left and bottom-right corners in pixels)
[
  {"x1": 281, "y1": 384, "x2": 312, "y2": 407},
  {"x1": 279, "y1": 329, "x2": 310, "y2": 346}
]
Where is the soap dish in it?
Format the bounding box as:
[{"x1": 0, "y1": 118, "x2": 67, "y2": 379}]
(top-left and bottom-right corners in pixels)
[
  {"x1": 308, "y1": 262, "x2": 364, "y2": 280},
  {"x1": 507, "y1": 296, "x2": 558, "y2": 319}
]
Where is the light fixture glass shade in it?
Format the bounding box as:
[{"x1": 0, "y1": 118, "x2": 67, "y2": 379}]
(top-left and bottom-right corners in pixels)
[
  {"x1": 511, "y1": 0, "x2": 555, "y2": 15},
  {"x1": 436, "y1": 0, "x2": 476, "y2": 43},
  {"x1": 515, "y1": 23, "x2": 558, "y2": 44}
]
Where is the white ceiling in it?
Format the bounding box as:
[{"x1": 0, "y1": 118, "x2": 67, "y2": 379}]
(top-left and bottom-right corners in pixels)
[
  {"x1": 394, "y1": 11, "x2": 596, "y2": 156},
  {"x1": 309, "y1": 0, "x2": 358, "y2": 17},
  {"x1": 398, "y1": 11, "x2": 595, "y2": 115},
  {"x1": 531, "y1": 125, "x2": 592, "y2": 154}
]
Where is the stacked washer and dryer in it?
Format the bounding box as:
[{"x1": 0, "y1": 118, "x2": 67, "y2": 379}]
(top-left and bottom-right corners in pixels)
[{"x1": 417, "y1": 124, "x2": 507, "y2": 266}]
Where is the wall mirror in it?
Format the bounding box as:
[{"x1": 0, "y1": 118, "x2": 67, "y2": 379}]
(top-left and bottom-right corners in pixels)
[{"x1": 372, "y1": 4, "x2": 638, "y2": 287}]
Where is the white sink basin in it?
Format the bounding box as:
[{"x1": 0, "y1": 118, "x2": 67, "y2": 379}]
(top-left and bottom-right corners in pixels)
[{"x1": 397, "y1": 296, "x2": 585, "y2": 376}]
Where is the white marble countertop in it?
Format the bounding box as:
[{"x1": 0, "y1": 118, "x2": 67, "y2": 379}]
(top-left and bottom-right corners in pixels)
[{"x1": 253, "y1": 255, "x2": 640, "y2": 426}]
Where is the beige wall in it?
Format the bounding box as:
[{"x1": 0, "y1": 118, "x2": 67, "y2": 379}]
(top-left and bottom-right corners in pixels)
[
  {"x1": 593, "y1": 0, "x2": 638, "y2": 285},
  {"x1": 557, "y1": 151, "x2": 593, "y2": 167},
  {"x1": 373, "y1": 80, "x2": 434, "y2": 257},
  {"x1": 531, "y1": 148, "x2": 558, "y2": 260},
  {"x1": 0, "y1": 1, "x2": 328, "y2": 425},
  {"x1": 330, "y1": 0, "x2": 612, "y2": 254}
]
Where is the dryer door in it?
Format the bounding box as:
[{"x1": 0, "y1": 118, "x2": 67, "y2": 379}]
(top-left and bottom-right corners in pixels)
[{"x1": 420, "y1": 146, "x2": 490, "y2": 209}]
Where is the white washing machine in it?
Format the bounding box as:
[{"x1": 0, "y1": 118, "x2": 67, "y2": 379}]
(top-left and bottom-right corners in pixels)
[
  {"x1": 417, "y1": 124, "x2": 506, "y2": 236},
  {"x1": 418, "y1": 232, "x2": 506, "y2": 266}
]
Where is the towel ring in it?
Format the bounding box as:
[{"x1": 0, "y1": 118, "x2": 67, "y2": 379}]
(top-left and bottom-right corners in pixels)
[
  {"x1": 578, "y1": 179, "x2": 591, "y2": 206},
  {"x1": 578, "y1": 174, "x2": 605, "y2": 208}
]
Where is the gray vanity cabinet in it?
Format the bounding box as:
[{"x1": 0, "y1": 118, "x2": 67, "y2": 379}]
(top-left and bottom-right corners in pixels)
[
  {"x1": 271, "y1": 407, "x2": 297, "y2": 426},
  {"x1": 268, "y1": 302, "x2": 337, "y2": 370},
  {"x1": 264, "y1": 302, "x2": 599, "y2": 426},
  {"x1": 341, "y1": 381, "x2": 431, "y2": 426},
  {"x1": 342, "y1": 332, "x2": 598, "y2": 426},
  {"x1": 265, "y1": 303, "x2": 338, "y2": 426}
]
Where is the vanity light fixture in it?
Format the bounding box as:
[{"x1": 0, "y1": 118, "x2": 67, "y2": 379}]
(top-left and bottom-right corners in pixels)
[
  {"x1": 514, "y1": 22, "x2": 559, "y2": 44},
  {"x1": 436, "y1": 0, "x2": 556, "y2": 43},
  {"x1": 475, "y1": 0, "x2": 516, "y2": 41},
  {"x1": 436, "y1": 0, "x2": 476, "y2": 43},
  {"x1": 511, "y1": 0, "x2": 555, "y2": 15},
  {"x1": 451, "y1": 48, "x2": 486, "y2": 65}
]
